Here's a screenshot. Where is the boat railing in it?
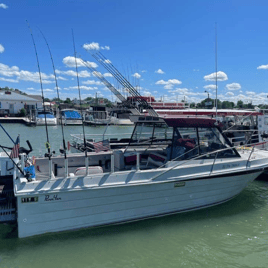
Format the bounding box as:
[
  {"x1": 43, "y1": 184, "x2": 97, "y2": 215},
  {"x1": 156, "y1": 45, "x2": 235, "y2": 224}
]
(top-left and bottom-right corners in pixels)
[
  {"x1": 149, "y1": 141, "x2": 267, "y2": 181},
  {"x1": 70, "y1": 131, "x2": 173, "y2": 144}
]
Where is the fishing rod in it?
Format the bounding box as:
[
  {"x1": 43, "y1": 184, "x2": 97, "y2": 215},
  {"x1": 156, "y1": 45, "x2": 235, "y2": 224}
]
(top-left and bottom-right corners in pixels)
[
  {"x1": 215, "y1": 22, "x2": 218, "y2": 119},
  {"x1": 79, "y1": 57, "x2": 132, "y2": 105},
  {"x1": 91, "y1": 51, "x2": 158, "y2": 116},
  {"x1": 37, "y1": 28, "x2": 67, "y2": 161},
  {"x1": 72, "y1": 30, "x2": 89, "y2": 173},
  {"x1": 26, "y1": 21, "x2": 53, "y2": 177}
]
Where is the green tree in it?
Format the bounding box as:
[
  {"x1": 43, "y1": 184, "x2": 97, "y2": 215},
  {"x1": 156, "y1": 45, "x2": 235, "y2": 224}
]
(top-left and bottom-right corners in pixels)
[{"x1": 237, "y1": 100, "x2": 244, "y2": 108}]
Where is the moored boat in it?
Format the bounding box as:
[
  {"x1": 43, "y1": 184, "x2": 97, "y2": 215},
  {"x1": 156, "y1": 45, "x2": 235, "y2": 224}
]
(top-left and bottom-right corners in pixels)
[
  {"x1": 36, "y1": 109, "x2": 57, "y2": 126},
  {"x1": 60, "y1": 109, "x2": 82, "y2": 125},
  {"x1": 2, "y1": 114, "x2": 268, "y2": 238}
]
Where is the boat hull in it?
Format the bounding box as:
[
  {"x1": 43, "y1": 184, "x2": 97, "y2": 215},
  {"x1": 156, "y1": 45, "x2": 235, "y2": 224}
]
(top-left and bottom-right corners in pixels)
[
  {"x1": 16, "y1": 169, "x2": 260, "y2": 238},
  {"x1": 36, "y1": 119, "x2": 57, "y2": 126}
]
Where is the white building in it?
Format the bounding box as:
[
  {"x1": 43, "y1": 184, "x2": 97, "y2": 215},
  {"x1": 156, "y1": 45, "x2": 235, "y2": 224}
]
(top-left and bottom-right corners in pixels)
[{"x1": 0, "y1": 91, "x2": 43, "y2": 115}]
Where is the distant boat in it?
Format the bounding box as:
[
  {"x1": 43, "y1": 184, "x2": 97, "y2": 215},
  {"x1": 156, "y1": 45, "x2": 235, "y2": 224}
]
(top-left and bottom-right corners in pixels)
[
  {"x1": 36, "y1": 109, "x2": 57, "y2": 126},
  {"x1": 60, "y1": 109, "x2": 82, "y2": 125}
]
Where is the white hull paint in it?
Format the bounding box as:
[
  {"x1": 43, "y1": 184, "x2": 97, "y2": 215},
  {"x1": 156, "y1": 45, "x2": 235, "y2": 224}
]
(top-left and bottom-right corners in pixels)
[
  {"x1": 36, "y1": 118, "x2": 57, "y2": 126},
  {"x1": 61, "y1": 119, "x2": 82, "y2": 125},
  {"x1": 15, "y1": 157, "x2": 262, "y2": 238}
]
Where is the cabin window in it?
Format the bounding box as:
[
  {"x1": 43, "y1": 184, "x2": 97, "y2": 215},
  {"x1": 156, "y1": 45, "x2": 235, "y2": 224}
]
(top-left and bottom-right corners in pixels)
[
  {"x1": 168, "y1": 126, "x2": 238, "y2": 161},
  {"x1": 264, "y1": 117, "x2": 268, "y2": 125},
  {"x1": 198, "y1": 127, "x2": 237, "y2": 157},
  {"x1": 128, "y1": 122, "x2": 172, "y2": 148},
  {"x1": 168, "y1": 127, "x2": 198, "y2": 160}
]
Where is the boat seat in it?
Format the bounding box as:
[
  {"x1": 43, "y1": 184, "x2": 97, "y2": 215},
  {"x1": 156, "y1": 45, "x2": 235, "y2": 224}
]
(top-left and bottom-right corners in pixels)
[
  {"x1": 147, "y1": 152, "x2": 167, "y2": 167},
  {"x1": 73, "y1": 166, "x2": 103, "y2": 176}
]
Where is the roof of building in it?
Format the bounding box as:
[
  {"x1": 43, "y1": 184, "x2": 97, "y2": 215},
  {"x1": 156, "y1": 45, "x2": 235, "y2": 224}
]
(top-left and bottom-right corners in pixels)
[{"x1": 0, "y1": 91, "x2": 42, "y2": 102}]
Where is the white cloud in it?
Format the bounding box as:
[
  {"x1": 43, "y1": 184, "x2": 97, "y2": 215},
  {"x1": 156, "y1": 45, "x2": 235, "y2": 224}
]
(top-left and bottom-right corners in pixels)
[
  {"x1": 0, "y1": 63, "x2": 54, "y2": 83},
  {"x1": 226, "y1": 83, "x2": 241, "y2": 91},
  {"x1": 104, "y1": 59, "x2": 111, "y2": 64},
  {"x1": 82, "y1": 80, "x2": 102, "y2": 85},
  {"x1": 245, "y1": 91, "x2": 256, "y2": 95},
  {"x1": 0, "y1": 44, "x2": 4, "y2": 53},
  {"x1": 56, "y1": 69, "x2": 91, "y2": 78},
  {"x1": 203, "y1": 84, "x2": 217, "y2": 90},
  {"x1": 101, "y1": 46, "x2": 110, "y2": 50},
  {"x1": 155, "y1": 69, "x2": 165, "y2": 74},
  {"x1": 204, "y1": 71, "x2": 228, "y2": 81},
  {"x1": 226, "y1": 92, "x2": 234, "y2": 96},
  {"x1": 169, "y1": 88, "x2": 190, "y2": 94},
  {"x1": 0, "y1": 77, "x2": 18, "y2": 83},
  {"x1": 141, "y1": 70, "x2": 147, "y2": 73},
  {"x1": 65, "y1": 86, "x2": 95, "y2": 91},
  {"x1": 257, "y1": 64, "x2": 268, "y2": 70},
  {"x1": 0, "y1": 3, "x2": 8, "y2": 9},
  {"x1": 103, "y1": 73, "x2": 113, "y2": 77},
  {"x1": 83, "y1": 42, "x2": 110, "y2": 51},
  {"x1": 83, "y1": 42, "x2": 100, "y2": 50},
  {"x1": 62, "y1": 56, "x2": 98, "y2": 68},
  {"x1": 132, "y1": 73, "x2": 141, "y2": 79},
  {"x1": 155, "y1": 79, "x2": 182, "y2": 85},
  {"x1": 155, "y1": 79, "x2": 182, "y2": 89}
]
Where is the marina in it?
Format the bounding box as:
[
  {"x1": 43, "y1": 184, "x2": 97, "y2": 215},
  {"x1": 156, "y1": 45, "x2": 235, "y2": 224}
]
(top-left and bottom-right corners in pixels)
[{"x1": 2, "y1": 0, "x2": 268, "y2": 266}]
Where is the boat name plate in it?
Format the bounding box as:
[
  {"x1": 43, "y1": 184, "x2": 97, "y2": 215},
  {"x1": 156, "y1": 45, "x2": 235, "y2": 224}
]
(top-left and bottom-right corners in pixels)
[
  {"x1": 21, "y1": 197, "x2": 38, "y2": 203},
  {"x1": 44, "y1": 194, "x2": 62, "y2": 202},
  {"x1": 174, "y1": 181, "x2": 186, "y2": 188}
]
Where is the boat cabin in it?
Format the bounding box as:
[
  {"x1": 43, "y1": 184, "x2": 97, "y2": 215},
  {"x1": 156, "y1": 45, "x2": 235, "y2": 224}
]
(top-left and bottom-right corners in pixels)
[{"x1": 121, "y1": 115, "x2": 239, "y2": 170}]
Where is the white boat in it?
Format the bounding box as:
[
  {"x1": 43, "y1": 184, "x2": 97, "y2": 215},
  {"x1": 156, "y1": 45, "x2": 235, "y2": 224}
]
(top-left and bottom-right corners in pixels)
[
  {"x1": 36, "y1": 109, "x2": 57, "y2": 126},
  {"x1": 2, "y1": 115, "x2": 268, "y2": 238},
  {"x1": 60, "y1": 109, "x2": 82, "y2": 125}
]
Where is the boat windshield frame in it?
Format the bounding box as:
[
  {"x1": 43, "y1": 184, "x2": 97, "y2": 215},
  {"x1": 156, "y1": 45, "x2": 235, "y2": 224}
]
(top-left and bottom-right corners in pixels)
[{"x1": 125, "y1": 118, "x2": 240, "y2": 160}]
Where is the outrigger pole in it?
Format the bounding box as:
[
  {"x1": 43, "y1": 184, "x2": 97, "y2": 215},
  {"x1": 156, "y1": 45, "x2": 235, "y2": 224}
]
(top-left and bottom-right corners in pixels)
[
  {"x1": 26, "y1": 21, "x2": 53, "y2": 179},
  {"x1": 89, "y1": 51, "x2": 158, "y2": 117},
  {"x1": 38, "y1": 28, "x2": 69, "y2": 177},
  {"x1": 72, "y1": 30, "x2": 89, "y2": 174}
]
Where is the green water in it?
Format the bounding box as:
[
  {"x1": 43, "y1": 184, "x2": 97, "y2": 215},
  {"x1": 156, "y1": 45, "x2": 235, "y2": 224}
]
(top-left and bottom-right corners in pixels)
[{"x1": 1, "y1": 124, "x2": 268, "y2": 268}]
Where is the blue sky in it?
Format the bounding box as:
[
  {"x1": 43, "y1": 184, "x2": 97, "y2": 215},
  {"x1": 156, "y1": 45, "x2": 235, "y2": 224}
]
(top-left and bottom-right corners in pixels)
[{"x1": 1, "y1": 0, "x2": 268, "y2": 105}]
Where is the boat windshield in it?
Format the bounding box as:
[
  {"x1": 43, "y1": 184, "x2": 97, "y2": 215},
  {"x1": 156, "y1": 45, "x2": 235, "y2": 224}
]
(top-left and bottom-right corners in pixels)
[
  {"x1": 127, "y1": 122, "x2": 173, "y2": 149},
  {"x1": 169, "y1": 126, "x2": 239, "y2": 160},
  {"x1": 126, "y1": 122, "x2": 239, "y2": 161}
]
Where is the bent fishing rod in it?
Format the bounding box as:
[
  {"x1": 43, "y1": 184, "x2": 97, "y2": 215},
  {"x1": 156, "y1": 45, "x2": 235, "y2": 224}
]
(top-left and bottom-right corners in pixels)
[
  {"x1": 38, "y1": 27, "x2": 67, "y2": 160},
  {"x1": 26, "y1": 21, "x2": 52, "y2": 161}
]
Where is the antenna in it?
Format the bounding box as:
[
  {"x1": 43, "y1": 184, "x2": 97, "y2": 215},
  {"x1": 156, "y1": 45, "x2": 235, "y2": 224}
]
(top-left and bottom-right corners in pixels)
[{"x1": 215, "y1": 22, "x2": 218, "y2": 118}]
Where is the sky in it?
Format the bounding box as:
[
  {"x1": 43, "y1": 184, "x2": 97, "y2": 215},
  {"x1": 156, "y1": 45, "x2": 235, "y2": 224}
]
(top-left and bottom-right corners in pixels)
[{"x1": 1, "y1": 0, "x2": 268, "y2": 105}]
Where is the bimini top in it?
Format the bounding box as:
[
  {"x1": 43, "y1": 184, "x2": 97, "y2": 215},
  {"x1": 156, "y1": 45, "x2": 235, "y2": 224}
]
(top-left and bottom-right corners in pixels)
[{"x1": 130, "y1": 114, "x2": 217, "y2": 128}]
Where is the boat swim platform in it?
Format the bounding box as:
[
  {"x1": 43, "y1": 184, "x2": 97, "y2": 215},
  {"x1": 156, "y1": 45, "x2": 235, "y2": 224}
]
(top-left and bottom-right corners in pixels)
[{"x1": 0, "y1": 117, "x2": 36, "y2": 126}]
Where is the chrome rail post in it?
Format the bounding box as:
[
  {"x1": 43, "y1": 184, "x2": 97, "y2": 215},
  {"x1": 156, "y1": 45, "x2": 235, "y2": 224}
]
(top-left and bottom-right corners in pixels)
[
  {"x1": 246, "y1": 146, "x2": 255, "y2": 168},
  {"x1": 111, "y1": 153, "x2": 114, "y2": 173},
  {"x1": 136, "y1": 152, "x2": 140, "y2": 171},
  {"x1": 64, "y1": 158, "x2": 68, "y2": 178},
  {"x1": 210, "y1": 152, "x2": 218, "y2": 175}
]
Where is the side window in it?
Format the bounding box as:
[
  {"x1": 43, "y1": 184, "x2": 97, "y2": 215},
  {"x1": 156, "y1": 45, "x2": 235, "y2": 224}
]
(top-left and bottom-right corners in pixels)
[
  {"x1": 264, "y1": 117, "x2": 268, "y2": 125},
  {"x1": 0, "y1": 102, "x2": 1, "y2": 108},
  {"x1": 168, "y1": 127, "x2": 198, "y2": 160}
]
